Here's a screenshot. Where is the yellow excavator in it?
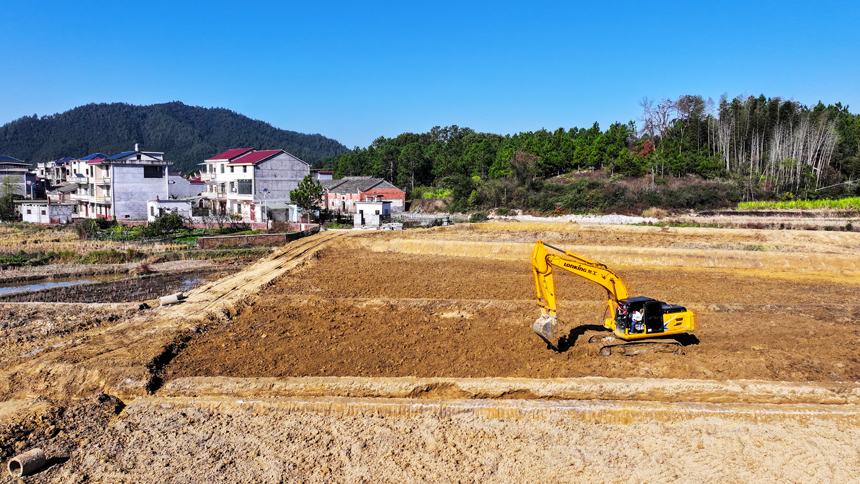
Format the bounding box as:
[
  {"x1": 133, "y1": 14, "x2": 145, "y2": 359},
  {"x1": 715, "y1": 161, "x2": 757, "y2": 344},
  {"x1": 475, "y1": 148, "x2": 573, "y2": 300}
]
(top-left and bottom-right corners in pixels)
[{"x1": 532, "y1": 241, "x2": 695, "y2": 354}]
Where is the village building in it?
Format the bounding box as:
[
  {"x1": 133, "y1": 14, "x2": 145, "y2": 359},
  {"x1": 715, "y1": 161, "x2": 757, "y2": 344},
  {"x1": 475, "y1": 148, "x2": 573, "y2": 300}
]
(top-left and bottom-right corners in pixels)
[
  {"x1": 146, "y1": 198, "x2": 194, "y2": 222},
  {"x1": 15, "y1": 200, "x2": 74, "y2": 224},
  {"x1": 70, "y1": 146, "x2": 172, "y2": 220},
  {"x1": 200, "y1": 148, "x2": 309, "y2": 223},
  {"x1": 353, "y1": 200, "x2": 392, "y2": 227},
  {"x1": 311, "y1": 169, "x2": 333, "y2": 181},
  {"x1": 320, "y1": 176, "x2": 406, "y2": 213},
  {"x1": 36, "y1": 157, "x2": 75, "y2": 189},
  {"x1": 168, "y1": 172, "x2": 206, "y2": 199},
  {"x1": 0, "y1": 155, "x2": 39, "y2": 199}
]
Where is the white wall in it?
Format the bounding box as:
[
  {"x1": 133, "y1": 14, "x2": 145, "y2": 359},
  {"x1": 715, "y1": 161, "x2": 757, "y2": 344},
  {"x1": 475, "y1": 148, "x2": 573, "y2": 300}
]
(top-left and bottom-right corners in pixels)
[
  {"x1": 21, "y1": 204, "x2": 73, "y2": 224},
  {"x1": 147, "y1": 200, "x2": 192, "y2": 222},
  {"x1": 168, "y1": 174, "x2": 204, "y2": 199}
]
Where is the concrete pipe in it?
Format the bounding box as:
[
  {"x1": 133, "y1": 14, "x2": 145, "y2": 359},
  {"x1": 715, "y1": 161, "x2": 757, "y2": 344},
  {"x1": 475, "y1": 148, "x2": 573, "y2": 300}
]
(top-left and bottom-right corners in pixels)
[
  {"x1": 160, "y1": 292, "x2": 184, "y2": 306},
  {"x1": 7, "y1": 448, "x2": 45, "y2": 477}
]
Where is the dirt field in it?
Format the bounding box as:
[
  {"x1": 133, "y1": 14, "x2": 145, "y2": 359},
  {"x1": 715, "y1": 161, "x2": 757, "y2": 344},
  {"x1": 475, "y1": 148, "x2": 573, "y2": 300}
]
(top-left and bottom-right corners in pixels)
[
  {"x1": 167, "y1": 229, "x2": 860, "y2": 383},
  {"x1": 2, "y1": 220, "x2": 860, "y2": 482}
]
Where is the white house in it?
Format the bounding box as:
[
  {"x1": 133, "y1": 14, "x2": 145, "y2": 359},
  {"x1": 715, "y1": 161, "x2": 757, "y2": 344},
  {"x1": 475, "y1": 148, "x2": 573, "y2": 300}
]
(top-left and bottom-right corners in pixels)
[
  {"x1": 147, "y1": 199, "x2": 194, "y2": 222},
  {"x1": 354, "y1": 200, "x2": 392, "y2": 227},
  {"x1": 200, "y1": 148, "x2": 309, "y2": 223},
  {"x1": 16, "y1": 200, "x2": 74, "y2": 224}
]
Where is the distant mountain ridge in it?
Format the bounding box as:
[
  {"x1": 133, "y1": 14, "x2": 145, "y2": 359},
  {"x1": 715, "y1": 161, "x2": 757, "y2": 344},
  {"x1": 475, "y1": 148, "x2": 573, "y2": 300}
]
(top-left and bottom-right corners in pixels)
[{"x1": 0, "y1": 102, "x2": 349, "y2": 173}]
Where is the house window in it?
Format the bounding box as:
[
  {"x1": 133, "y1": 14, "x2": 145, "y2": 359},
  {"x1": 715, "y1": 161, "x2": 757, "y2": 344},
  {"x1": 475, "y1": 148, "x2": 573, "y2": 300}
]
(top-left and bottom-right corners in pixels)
[
  {"x1": 243, "y1": 166, "x2": 247, "y2": 173},
  {"x1": 151, "y1": 206, "x2": 155, "y2": 216},
  {"x1": 230, "y1": 166, "x2": 234, "y2": 173},
  {"x1": 41, "y1": 210, "x2": 46, "y2": 215},
  {"x1": 220, "y1": 165, "x2": 225, "y2": 173},
  {"x1": 229, "y1": 182, "x2": 235, "y2": 192},
  {"x1": 219, "y1": 183, "x2": 225, "y2": 194},
  {"x1": 237, "y1": 179, "x2": 252, "y2": 195},
  {"x1": 26, "y1": 209, "x2": 31, "y2": 214},
  {"x1": 123, "y1": 214, "x2": 130, "y2": 218},
  {"x1": 143, "y1": 166, "x2": 163, "y2": 178}
]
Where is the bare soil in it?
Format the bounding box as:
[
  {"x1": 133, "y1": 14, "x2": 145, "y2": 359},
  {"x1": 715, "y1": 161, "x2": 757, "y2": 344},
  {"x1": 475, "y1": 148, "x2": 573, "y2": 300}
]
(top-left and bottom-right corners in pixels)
[
  {"x1": 166, "y1": 244, "x2": 860, "y2": 383},
  {"x1": 2, "y1": 222, "x2": 860, "y2": 482}
]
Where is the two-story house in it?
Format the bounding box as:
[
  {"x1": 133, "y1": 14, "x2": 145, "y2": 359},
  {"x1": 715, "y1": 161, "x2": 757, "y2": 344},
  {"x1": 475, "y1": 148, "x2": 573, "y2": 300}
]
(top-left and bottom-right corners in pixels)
[{"x1": 201, "y1": 148, "x2": 309, "y2": 223}]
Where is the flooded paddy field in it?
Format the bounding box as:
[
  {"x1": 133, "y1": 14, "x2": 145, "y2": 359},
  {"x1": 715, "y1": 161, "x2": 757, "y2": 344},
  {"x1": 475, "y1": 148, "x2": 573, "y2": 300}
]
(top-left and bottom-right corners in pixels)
[{"x1": 0, "y1": 270, "x2": 220, "y2": 304}]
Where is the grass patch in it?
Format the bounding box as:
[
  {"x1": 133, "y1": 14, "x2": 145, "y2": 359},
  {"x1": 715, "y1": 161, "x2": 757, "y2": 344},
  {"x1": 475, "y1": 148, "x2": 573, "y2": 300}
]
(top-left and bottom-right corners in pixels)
[{"x1": 738, "y1": 197, "x2": 860, "y2": 210}]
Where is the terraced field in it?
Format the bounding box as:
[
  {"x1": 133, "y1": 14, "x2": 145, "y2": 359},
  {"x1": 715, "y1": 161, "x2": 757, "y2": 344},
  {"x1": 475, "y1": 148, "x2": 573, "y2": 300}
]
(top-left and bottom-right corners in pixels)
[{"x1": 2, "y1": 221, "x2": 860, "y2": 482}]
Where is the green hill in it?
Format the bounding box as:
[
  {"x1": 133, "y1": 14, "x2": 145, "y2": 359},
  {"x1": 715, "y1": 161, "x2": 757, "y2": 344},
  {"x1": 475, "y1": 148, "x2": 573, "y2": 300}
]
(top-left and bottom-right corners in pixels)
[{"x1": 0, "y1": 102, "x2": 349, "y2": 173}]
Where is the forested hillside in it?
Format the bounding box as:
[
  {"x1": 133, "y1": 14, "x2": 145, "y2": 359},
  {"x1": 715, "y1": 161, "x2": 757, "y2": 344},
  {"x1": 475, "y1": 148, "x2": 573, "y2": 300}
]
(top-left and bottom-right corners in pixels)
[
  {"x1": 328, "y1": 95, "x2": 860, "y2": 212},
  {"x1": 0, "y1": 102, "x2": 349, "y2": 173}
]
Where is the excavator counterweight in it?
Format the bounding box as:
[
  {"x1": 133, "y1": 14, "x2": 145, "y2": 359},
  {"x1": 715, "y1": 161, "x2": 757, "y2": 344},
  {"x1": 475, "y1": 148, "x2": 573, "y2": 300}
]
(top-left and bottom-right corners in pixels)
[{"x1": 531, "y1": 241, "x2": 695, "y2": 352}]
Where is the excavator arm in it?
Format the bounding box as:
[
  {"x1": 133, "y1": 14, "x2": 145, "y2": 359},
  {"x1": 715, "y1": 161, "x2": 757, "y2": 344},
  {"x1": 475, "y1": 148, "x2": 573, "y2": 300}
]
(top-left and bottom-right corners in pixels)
[{"x1": 532, "y1": 241, "x2": 629, "y2": 315}]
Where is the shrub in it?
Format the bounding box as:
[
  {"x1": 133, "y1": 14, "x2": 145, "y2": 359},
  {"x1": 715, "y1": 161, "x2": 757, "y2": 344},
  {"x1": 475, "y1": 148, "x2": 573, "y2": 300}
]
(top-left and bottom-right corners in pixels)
[
  {"x1": 143, "y1": 213, "x2": 187, "y2": 238},
  {"x1": 468, "y1": 212, "x2": 489, "y2": 223},
  {"x1": 642, "y1": 207, "x2": 668, "y2": 219},
  {"x1": 495, "y1": 207, "x2": 509, "y2": 216}
]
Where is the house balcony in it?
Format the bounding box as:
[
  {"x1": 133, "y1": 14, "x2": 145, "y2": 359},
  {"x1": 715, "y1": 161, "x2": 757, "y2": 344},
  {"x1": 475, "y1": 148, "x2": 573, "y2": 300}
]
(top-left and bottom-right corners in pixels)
[
  {"x1": 71, "y1": 193, "x2": 93, "y2": 202},
  {"x1": 95, "y1": 177, "x2": 111, "y2": 185}
]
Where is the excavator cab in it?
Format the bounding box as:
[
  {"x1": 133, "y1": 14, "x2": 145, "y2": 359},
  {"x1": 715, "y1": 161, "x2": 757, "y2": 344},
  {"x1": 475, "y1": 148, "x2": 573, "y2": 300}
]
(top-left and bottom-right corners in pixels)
[{"x1": 618, "y1": 297, "x2": 666, "y2": 335}]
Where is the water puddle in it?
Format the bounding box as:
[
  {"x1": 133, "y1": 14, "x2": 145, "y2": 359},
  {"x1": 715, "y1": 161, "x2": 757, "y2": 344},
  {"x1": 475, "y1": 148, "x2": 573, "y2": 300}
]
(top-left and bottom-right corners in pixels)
[{"x1": 0, "y1": 273, "x2": 129, "y2": 296}]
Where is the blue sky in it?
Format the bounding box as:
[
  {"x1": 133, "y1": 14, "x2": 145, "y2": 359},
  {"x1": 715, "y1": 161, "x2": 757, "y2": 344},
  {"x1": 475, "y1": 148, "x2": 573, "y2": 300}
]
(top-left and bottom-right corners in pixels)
[{"x1": 2, "y1": 1, "x2": 858, "y2": 149}]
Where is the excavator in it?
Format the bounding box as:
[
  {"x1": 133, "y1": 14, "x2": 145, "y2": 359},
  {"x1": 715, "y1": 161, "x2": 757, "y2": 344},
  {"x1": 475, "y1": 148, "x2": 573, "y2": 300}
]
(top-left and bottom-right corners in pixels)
[{"x1": 532, "y1": 240, "x2": 695, "y2": 355}]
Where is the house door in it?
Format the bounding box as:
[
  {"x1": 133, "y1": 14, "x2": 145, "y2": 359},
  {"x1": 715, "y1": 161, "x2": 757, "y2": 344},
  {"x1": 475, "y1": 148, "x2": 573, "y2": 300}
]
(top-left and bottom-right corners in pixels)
[{"x1": 250, "y1": 203, "x2": 255, "y2": 221}]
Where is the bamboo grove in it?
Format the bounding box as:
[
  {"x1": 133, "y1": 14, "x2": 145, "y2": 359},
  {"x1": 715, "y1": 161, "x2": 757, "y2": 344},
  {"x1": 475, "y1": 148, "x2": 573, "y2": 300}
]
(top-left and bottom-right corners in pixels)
[{"x1": 325, "y1": 95, "x2": 860, "y2": 211}]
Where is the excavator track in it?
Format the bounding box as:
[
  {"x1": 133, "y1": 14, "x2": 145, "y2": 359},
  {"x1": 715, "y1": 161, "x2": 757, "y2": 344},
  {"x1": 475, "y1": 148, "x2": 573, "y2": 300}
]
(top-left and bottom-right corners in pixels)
[{"x1": 587, "y1": 334, "x2": 683, "y2": 356}]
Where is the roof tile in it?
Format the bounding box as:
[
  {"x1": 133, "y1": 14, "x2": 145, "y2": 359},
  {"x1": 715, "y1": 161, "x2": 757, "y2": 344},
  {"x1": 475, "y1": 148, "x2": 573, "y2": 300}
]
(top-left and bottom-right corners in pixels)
[{"x1": 206, "y1": 148, "x2": 254, "y2": 161}]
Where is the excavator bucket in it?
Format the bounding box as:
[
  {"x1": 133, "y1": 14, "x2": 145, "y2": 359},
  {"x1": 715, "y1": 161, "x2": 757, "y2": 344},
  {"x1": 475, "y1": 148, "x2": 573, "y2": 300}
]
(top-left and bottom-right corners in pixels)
[{"x1": 533, "y1": 314, "x2": 559, "y2": 350}]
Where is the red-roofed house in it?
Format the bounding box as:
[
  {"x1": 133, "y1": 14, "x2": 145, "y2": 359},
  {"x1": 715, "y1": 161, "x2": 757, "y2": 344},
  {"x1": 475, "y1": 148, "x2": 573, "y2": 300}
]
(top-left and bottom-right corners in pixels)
[{"x1": 201, "y1": 148, "x2": 309, "y2": 224}]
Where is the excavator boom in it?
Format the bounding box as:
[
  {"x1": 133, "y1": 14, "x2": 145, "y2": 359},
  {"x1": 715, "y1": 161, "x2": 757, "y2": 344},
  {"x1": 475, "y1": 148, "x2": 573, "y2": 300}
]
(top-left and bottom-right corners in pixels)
[{"x1": 531, "y1": 241, "x2": 694, "y2": 351}]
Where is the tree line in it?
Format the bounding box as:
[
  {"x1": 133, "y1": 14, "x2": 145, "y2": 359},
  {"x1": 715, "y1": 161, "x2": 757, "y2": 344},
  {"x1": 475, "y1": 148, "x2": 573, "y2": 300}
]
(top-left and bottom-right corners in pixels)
[{"x1": 323, "y1": 94, "x2": 860, "y2": 211}]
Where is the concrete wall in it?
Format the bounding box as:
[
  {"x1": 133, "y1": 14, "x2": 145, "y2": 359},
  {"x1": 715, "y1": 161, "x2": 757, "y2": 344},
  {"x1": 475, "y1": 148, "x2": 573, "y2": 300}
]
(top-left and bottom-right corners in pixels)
[
  {"x1": 254, "y1": 152, "x2": 310, "y2": 203},
  {"x1": 20, "y1": 203, "x2": 73, "y2": 224},
  {"x1": 362, "y1": 187, "x2": 406, "y2": 211},
  {"x1": 147, "y1": 200, "x2": 193, "y2": 222},
  {"x1": 197, "y1": 225, "x2": 320, "y2": 248},
  {"x1": 168, "y1": 174, "x2": 204, "y2": 199},
  {"x1": 112, "y1": 165, "x2": 169, "y2": 220}
]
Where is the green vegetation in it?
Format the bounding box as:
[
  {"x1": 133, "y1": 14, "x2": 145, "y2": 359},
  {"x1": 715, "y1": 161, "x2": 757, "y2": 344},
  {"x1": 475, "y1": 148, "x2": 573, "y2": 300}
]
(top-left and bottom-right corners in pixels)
[
  {"x1": 323, "y1": 95, "x2": 860, "y2": 213},
  {"x1": 738, "y1": 197, "x2": 860, "y2": 210},
  {"x1": 0, "y1": 102, "x2": 349, "y2": 173},
  {"x1": 468, "y1": 212, "x2": 489, "y2": 223},
  {"x1": 0, "y1": 175, "x2": 23, "y2": 222},
  {"x1": 289, "y1": 174, "x2": 324, "y2": 223}
]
